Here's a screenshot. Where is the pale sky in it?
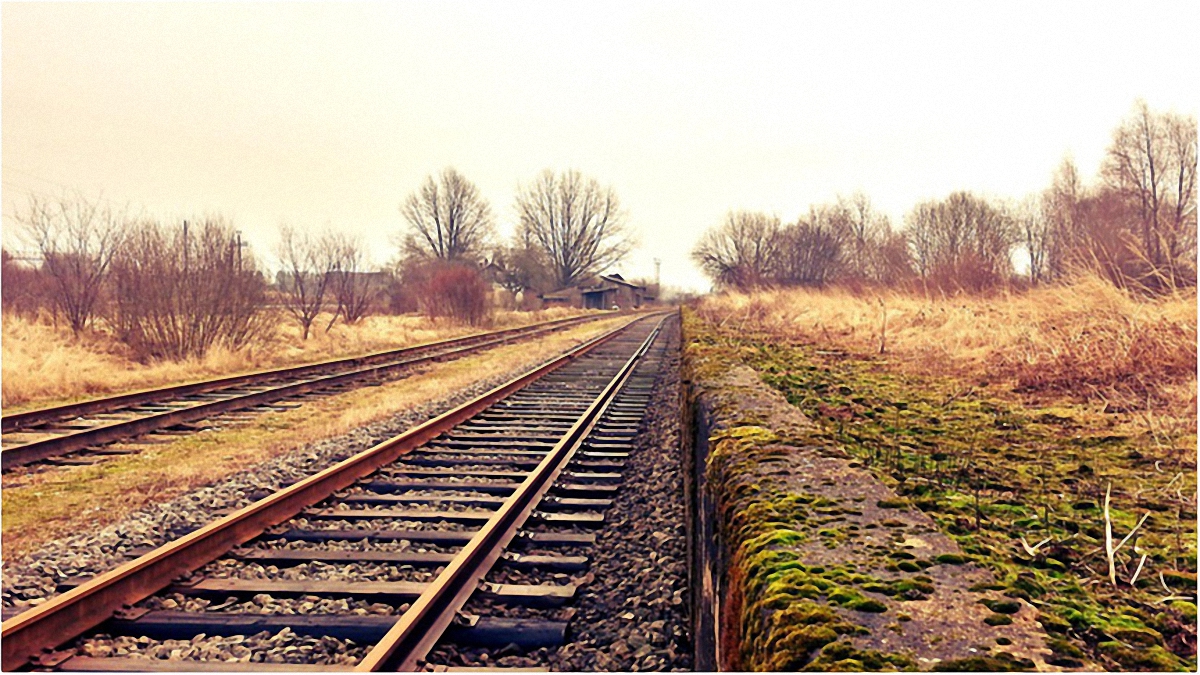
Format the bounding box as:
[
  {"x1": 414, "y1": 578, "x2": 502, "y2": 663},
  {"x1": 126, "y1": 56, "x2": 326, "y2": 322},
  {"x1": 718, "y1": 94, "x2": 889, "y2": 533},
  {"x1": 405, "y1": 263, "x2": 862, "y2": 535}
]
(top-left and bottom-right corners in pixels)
[{"x1": 3, "y1": 2, "x2": 1197, "y2": 291}]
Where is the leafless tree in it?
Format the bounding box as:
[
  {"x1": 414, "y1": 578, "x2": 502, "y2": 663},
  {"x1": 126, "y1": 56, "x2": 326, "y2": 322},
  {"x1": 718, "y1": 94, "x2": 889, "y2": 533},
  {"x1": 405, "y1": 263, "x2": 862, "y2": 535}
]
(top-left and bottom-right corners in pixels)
[
  {"x1": 1040, "y1": 157, "x2": 1088, "y2": 278},
  {"x1": 775, "y1": 218, "x2": 842, "y2": 287},
  {"x1": 874, "y1": 230, "x2": 916, "y2": 286},
  {"x1": 276, "y1": 225, "x2": 339, "y2": 340},
  {"x1": 906, "y1": 191, "x2": 1014, "y2": 291},
  {"x1": 515, "y1": 169, "x2": 633, "y2": 289},
  {"x1": 1012, "y1": 196, "x2": 1054, "y2": 284},
  {"x1": 691, "y1": 211, "x2": 782, "y2": 290},
  {"x1": 488, "y1": 240, "x2": 553, "y2": 296},
  {"x1": 109, "y1": 218, "x2": 269, "y2": 360},
  {"x1": 19, "y1": 192, "x2": 127, "y2": 334},
  {"x1": 1101, "y1": 100, "x2": 1197, "y2": 287},
  {"x1": 400, "y1": 168, "x2": 495, "y2": 262},
  {"x1": 327, "y1": 234, "x2": 377, "y2": 328},
  {"x1": 825, "y1": 193, "x2": 891, "y2": 281}
]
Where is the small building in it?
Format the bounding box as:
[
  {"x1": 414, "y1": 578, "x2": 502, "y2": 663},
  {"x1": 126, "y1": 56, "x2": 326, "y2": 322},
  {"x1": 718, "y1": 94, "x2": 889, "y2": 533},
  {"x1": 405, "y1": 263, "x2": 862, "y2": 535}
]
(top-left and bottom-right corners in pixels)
[{"x1": 579, "y1": 274, "x2": 652, "y2": 310}]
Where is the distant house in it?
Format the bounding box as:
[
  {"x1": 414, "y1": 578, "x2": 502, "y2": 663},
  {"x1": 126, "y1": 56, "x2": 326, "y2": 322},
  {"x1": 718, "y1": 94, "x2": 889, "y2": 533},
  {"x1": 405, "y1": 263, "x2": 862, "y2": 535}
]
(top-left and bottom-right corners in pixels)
[
  {"x1": 581, "y1": 274, "x2": 651, "y2": 309},
  {"x1": 540, "y1": 274, "x2": 652, "y2": 310}
]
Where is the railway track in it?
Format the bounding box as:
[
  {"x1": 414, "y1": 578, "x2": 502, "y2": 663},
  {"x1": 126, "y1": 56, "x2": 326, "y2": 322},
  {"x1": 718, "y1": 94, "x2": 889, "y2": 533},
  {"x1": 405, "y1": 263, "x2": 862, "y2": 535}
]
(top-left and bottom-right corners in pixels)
[
  {"x1": 2, "y1": 311, "x2": 674, "y2": 671},
  {"x1": 0, "y1": 312, "x2": 619, "y2": 472}
]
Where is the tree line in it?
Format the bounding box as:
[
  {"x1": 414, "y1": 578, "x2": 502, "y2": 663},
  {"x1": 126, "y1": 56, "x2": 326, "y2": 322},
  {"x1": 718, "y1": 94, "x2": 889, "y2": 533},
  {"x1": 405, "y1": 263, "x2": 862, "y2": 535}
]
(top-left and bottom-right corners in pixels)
[
  {"x1": 693, "y1": 101, "x2": 1197, "y2": 294},
  {"x1": 2, "y1": 168, "x2": 634, "y2": 360}
]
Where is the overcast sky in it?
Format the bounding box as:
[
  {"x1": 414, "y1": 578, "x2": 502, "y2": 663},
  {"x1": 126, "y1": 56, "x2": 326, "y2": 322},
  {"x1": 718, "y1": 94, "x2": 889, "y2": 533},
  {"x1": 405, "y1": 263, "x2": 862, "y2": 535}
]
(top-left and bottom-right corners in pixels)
[{"x1": 3, "y1": 1, "x2": 1197, "y2": 291}]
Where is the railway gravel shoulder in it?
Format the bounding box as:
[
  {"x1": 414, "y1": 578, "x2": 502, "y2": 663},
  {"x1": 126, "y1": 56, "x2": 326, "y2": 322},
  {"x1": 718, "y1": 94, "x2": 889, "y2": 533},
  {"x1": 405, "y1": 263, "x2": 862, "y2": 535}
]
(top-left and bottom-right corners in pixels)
[{"x1": 1, "y1": 344, "x2": 615, "y2": 612}]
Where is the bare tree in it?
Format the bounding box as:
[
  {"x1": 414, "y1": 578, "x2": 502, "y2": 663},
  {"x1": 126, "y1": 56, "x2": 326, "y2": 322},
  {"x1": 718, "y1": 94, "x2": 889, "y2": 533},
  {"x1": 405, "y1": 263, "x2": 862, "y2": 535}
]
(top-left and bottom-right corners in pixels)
[
  {"x1": 775, "y1": 218, "x2": 842, "y2": 287},
  {"x1": 327, "y1": 234, "x2": 377, "y2": 328},
  {"x1": 276, "y1": 225, "x2": 339, "y2": 340},
  {"x1": 488, "y1": 240, "x2": 553, "y2": 297},
  {"x1": 400, "y1": 168, "x2": 495, "y2": 262},
  {"x1": 1101, "y1": 100, "x2": 1197, "y2": 287},
  {"x1": 838, "y1": 193, "x2": 892, "y2": 281},
  {"x1": 874, "y1": 230, "x2": 916, "y2": 286},
  {"x1": 515, "y1": 169, "x2": 633, "y2": 289},
  {"x1": 109, "y1": 218, "x2": 269, "y2": 360},
  {"x1": 1013, "y1": 197, "x2": 1053, "y2": 284},
  {"x1": 1041, "y1": 156, "x2": 1088, "y2": 278},
  {"x1": 905, "y1": 191, "x2": 1014, "y2": 291},
  {"x1": 19, "y1": 192, "x2": 126, "y2": 334},
  {"x1": 691, "y1": 211, "x2": 782, "y2": 290}
]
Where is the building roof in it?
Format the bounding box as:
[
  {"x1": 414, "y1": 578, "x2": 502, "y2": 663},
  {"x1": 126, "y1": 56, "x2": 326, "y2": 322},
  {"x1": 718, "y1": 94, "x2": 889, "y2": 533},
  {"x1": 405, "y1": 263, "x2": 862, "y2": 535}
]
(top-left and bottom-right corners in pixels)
[{"x1": 598, "y1": 274, "x2": 642, "y2": 289}]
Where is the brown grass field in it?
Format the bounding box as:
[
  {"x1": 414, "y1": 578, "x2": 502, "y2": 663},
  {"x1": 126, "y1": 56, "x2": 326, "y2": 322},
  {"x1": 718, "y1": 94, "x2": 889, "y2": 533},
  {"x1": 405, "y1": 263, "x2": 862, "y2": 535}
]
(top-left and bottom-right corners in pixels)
[
  {"x1": 694, "y1": 274, "x2": 1197, "y2": 417},
  {"x1": 0, "y1": 308, "x2": 591, "y2": 411}
]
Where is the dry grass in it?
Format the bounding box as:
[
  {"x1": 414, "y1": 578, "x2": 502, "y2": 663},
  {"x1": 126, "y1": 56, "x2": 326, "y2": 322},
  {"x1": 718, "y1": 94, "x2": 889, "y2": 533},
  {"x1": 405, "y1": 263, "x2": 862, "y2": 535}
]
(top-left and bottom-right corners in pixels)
[
  {"x1": 695, "y1": 275, "x2": 1197, "y2": 416},
  {"x1": 0, "y1": 315, "x2": 632, "y2": 561},
  {"x1": 0, "y1": 308, "x2": 591, "y2": 411}
]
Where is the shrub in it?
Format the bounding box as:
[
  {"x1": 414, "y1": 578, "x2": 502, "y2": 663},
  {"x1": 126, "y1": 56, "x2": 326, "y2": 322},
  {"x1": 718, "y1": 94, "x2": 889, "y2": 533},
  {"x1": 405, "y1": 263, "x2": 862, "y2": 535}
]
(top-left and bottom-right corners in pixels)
[{"x1": 411, "y1": 261, "x2": 492, "y2": 326}]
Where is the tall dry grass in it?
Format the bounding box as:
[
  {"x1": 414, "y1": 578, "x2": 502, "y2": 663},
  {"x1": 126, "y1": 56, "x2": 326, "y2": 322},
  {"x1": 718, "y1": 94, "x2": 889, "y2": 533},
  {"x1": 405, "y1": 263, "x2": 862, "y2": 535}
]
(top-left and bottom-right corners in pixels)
[
  {"x1": 0, "y1": 308, "x2": 590, "y2": 410},
  {"x1": 695, "y1": 274, "x2": 1197, "y2": 414}
]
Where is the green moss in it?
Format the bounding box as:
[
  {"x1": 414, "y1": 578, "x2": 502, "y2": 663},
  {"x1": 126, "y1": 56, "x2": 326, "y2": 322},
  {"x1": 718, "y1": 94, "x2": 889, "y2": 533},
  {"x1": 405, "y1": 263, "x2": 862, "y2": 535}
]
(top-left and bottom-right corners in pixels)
[
  {"x1": 1168, "y1": 600, "x2": 1197, "y2": 622},
  {"x1": 876, "y1": 498, "x2": 907, "y2": 509},
  {"x1": 850, "y1": 598, "x2": 889, "y2": 613},
  {"x1": 1047, "y1": 637, "x2": 1083, "y2": 658},
  {"x1": 934, "y1": 553, "x2": 969, "y2": 565},
  {"x1": 1110, "y1": 627, "x2": 1163, "y2": 648},
  {"x1": 1007, "y1": 572, "x2": 1046, "y2": 598},
  {"x1": 803, "y1": 641, "x2": 915, "y2": 671},
  {"x1": 984, "y1": 613, "x2": 1014, "y2": 626},
  {"x1": 1097, "y1": 641, "x2": 1178, "y2": 670}
]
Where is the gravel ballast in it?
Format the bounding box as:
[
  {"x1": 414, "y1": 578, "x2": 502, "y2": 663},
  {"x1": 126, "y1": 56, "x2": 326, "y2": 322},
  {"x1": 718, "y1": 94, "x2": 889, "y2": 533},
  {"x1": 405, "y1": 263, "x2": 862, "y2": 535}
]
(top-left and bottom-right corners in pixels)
[
  {"x1": 1, "y1": 350, "x2": 602, "y2": 611},
  {"x1": 425, "y1": 315, "x2": 693, "y2": 672}
]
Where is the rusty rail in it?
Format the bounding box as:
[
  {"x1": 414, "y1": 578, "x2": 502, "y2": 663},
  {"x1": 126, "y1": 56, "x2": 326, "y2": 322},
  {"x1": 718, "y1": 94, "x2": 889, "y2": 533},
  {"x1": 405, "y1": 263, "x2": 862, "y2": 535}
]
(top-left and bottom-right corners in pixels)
[
  {"x1": 2, "y1": 312, "x2": 610, "y2": 434},
  {"x1": 357, "y1": 314, "x2": 667, "y2": 671},
  {"x1": 0, "y1": 313, "x2": 656, "y2": 671},
  {"x1": 1, "y1": 312, "x2": 620, "y2": 470}
]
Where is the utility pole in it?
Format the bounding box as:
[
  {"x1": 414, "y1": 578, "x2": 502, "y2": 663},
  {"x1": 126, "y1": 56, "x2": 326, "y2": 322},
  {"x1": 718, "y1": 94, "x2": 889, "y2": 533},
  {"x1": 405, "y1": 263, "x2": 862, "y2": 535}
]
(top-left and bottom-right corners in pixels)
[
  {"x1": 234, "y1": 230, "x2": 247, "y2": 272},
  {"x1": 654, "y1": 258, "x2": 661, "y2": 289}
]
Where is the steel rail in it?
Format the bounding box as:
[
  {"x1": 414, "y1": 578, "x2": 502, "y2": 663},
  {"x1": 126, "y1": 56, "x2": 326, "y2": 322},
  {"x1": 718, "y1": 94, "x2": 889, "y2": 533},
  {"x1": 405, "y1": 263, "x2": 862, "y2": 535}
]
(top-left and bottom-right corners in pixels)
[
  {"x1": 0, "y1": 313, "x2": 662, "y2": 671},
  {"x1": 356, "y1": 314, "x2": 668, "y2": 671},
  {"x1": 1, "y1": 313, "x2": 621, "y2": 470},
  {"x1": 2, "y1": 312, "x2": 612, "y2": 433}
]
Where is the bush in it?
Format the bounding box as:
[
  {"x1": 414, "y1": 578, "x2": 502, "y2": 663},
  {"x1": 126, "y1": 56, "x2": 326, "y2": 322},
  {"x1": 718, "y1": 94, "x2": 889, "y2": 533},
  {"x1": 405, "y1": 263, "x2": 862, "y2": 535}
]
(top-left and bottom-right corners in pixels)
[
  {"x1": 409, "y1": 261, "x2": 492, "y2": 326},
  {"x1": 1, "y1": 250, "x2": 54, "y2": 318}
]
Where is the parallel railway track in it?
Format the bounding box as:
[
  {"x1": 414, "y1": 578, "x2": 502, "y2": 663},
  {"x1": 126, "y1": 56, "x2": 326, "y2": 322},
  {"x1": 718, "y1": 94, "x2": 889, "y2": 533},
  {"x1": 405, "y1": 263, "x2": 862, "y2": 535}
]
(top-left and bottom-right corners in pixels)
[
  {"x1": 2, "y1": 311, "x2": 673, "y2": 671},
  {"x1": 1, "y1": 312, "x2": 618, "y2": 472}
]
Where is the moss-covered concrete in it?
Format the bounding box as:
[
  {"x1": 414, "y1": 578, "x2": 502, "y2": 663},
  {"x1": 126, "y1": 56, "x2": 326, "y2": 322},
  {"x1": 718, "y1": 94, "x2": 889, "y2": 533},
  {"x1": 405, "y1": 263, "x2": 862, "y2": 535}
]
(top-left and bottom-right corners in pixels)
[
  {"x1": 685, "y1": 307, "x2": 1198, "y2": 671},
  {"x1": 685, "y1": 312, "x2": 1053, "y2": 671}
]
